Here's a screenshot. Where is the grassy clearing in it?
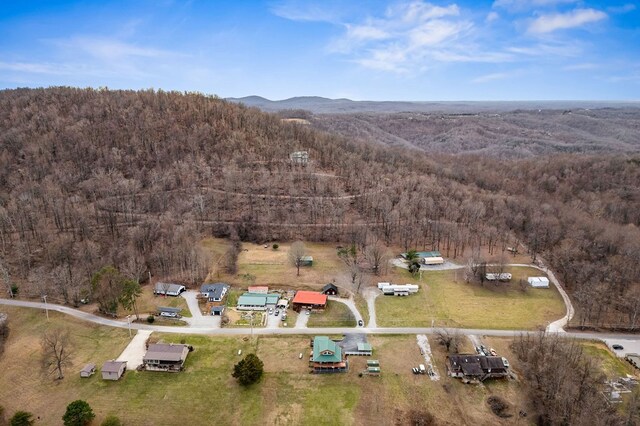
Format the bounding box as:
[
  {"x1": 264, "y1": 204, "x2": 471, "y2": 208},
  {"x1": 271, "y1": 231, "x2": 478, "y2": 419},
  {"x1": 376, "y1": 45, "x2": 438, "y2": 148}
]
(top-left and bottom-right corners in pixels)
[
  {"x1": 307, "y1": 301, "x2": 356, "y2": 328},
  {"x1": 376, "y1": 266, "x2": 566, "y2": 329},
  {"x1": 581, "y1": 342, "x2": 636, "y2": 377},
  {"x1": 0, "y1": 307, "x2": 529, "y2": 426},
  {"x1": 116, "y1": 286, "x2": 191, "y2": 318},
  {"x1": 202, "y1": 238, "x2": 346, "y2": 292}
]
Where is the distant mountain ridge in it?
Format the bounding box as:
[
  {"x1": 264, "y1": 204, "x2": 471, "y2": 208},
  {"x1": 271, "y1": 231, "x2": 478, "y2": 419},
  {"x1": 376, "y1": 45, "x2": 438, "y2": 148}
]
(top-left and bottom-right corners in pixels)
[{"x1": 226, "y1": 95, "x2": 640, "y2": 114}]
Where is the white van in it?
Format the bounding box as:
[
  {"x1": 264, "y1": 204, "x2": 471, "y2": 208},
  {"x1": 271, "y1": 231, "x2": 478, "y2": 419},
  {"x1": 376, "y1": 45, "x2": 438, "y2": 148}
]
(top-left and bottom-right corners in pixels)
[{"x1": 160, "y1": 311, "x2": 178, "y2": 318}]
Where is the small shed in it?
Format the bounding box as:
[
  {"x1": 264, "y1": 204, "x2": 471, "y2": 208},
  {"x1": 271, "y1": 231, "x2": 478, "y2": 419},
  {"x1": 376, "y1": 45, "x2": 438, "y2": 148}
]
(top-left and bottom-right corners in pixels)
[
  {"x1": 300, "y1": 256, "x2": 313, "y2": 266},
  {"x1": 102, "y1": 361, "x2": 126, "y2": 381},
  {"x1": 367, "y1": 360, "x2": 380, "y2": 367},
  {"x1": 367, "y1": 366, "x2": 381, "y2": 375},
  {"x1": 528, "y1": 277, "x2": 550, "y2": 288},
  {"x1": 80, "y1": 363, "x2": 96, "y2": 378},
  {"x1": 211, "y1": 306, "x2": 225, "y2": 316},
  {"x1": 277, "y1": 299, "x2": 289, "y2": 309},
  {"x1": 321, "y1": 283, "x2": 339, "y2": 296}
]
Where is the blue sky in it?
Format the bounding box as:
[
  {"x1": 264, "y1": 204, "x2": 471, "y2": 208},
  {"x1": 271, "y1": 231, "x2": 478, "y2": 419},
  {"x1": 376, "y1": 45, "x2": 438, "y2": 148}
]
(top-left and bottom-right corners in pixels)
[{"x1": 0, "y1": 0, "x2": 638, "y2": 100}]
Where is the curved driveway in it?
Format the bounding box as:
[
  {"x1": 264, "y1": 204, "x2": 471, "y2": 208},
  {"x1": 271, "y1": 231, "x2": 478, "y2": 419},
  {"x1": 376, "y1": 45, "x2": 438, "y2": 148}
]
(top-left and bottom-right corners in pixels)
[{"x1": 391, "y1": 259, "x2": 575, "y2": 333}]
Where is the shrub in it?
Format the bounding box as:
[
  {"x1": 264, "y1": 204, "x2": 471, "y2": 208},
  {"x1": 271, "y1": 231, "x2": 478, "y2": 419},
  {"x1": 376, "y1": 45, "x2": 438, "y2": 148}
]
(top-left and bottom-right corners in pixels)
[
  {"x1": 63, "y1": 400, "x2": 95, "y2": 426},
  {"x1": 147, "y1": 315, "x2": 155, "y2": 323},
  {"x1": 487, "y1": 396, "x2": 511, "y2": 418},
  {"x1": 10, "y1": 411, "x2": 34, "y2": 426},
  {"x1": 272, "y1": 243, "x2": 279, "y2": 250},
  {"x1": 101, "y1": 415, "x2": 123, "y2": 426}
]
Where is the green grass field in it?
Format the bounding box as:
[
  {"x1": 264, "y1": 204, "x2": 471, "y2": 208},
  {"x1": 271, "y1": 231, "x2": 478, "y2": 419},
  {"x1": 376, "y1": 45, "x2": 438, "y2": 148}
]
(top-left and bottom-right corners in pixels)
[
  {"x1": 0, "y1": 307, "x2": 531, "y2": 426},
  {"x1": 376, "y1": 267, "x2": 566, "y2": 329},
  {"x1": 307, "y1": 300, "x2": 356, "y2": 328}
]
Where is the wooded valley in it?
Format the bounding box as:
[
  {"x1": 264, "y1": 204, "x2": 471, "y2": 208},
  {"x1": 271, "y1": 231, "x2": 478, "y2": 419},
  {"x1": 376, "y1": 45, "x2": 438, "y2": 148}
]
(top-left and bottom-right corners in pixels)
[{"x1": 1, "y1": 87, "x2": 639, "y2": 330}]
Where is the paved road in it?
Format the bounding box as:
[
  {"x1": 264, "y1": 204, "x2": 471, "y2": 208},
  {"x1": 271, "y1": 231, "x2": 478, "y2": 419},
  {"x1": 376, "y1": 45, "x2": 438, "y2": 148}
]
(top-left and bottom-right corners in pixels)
[{"x1": 1, "y1": 298, "x2": 637, "y2": 346}]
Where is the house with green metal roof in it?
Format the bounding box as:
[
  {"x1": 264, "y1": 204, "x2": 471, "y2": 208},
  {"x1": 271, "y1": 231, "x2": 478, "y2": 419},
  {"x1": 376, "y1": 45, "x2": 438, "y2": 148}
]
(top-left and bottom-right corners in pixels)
[
  {"x1": 310, "y1": 336, "x2": 348, "y2": 373},
  {"x1": 236, "y1": 293, "x2": 280, "y2": 311}
]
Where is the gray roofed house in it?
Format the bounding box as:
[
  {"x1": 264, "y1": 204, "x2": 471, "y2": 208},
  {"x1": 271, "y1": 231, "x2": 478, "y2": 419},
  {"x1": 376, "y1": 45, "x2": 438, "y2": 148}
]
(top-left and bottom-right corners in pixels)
[
  {"x1": 143, "y1": 343, "x2": 190, "y2": 372},
  {"x1": 158, "y1": 306, "x2": 181, "y2": 314},
  {"x1": 154, "y1": 282, "x2": 186, "y2": 297},
  {"x1": 80, "y1": 363, "x2": 96, "y2": 378},
  {"x1": 102, "y1": 360, "x2": 126, "y2": 380},
  {"x1": 200, "y1": 283, "x2": 229, "y2": 302}
]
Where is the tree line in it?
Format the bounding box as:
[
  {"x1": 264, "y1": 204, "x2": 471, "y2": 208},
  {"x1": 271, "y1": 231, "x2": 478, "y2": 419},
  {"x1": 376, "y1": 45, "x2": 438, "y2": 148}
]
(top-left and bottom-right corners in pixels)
[{"x1": 0, "y1": 87, "x2": 638, "y2": 329}]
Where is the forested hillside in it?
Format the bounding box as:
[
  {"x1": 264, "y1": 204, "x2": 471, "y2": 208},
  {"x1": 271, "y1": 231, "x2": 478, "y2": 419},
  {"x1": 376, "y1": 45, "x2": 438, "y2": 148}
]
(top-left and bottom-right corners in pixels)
[
  {"x1": 311, "y1": 109, "x2": 640, "y2": 158},
  {"x1": 0, "y1": 87, "x2": 639, "y2": 329}
]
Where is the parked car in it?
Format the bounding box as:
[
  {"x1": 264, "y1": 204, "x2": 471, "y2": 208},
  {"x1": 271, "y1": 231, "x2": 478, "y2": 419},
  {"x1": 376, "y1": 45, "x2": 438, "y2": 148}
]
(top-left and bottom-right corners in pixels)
[
  {"x1": 275, "y1": 310, "x2": 280, "y2": 316},
  {"x1": 613, "y1": 344, "x2": 624, "y2": 350},
  {"x1": 490, "y1": 348, "x2": 497, "y2": 356},
  {"x1": 281, "y1": 315, "x2": 287, "y2": 321},
  {"x1": 306, "y1": 310, "x2": 311, "y2": 315},
  {"x1": 358, "y1": 320, "x2": 364, "y2": 327},
  {"x1": 268, "y1": 308, "x2": 273, "y2": 314},
  {"x1": 160, "y1": 311, "x2": 178, "y2": 318},
  {"x1": 502, "y1": 357, "x2": 510, "y2": 368}
]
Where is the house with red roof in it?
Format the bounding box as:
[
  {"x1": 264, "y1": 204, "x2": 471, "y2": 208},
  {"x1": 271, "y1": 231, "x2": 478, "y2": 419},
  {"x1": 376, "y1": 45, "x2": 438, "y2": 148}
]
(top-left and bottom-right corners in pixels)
[{"x1": 292, "y1": 290, "x2": 327, "y2": 312}]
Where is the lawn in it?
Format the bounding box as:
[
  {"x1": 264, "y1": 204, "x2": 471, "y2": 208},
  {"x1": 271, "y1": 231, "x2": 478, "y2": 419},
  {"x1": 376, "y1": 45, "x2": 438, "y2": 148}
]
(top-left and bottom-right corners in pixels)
[
  {"x1": 376, "y1": 266, "x2": 566, "y2": 329},
  {"x1": 307, "y1": 301, "x2": 356, "y2": 328},
  {"x1": 0, "y1": 307, "x2": 529, "y2": 426},
  {"x1": 202, "y1": 238, "x2": 346, "y2": 292},
  {"x1": 128, "y1": 286, "x2": 191, "y2": 318},
  {"x1": 581, "y1": 342, "x2": 636, "y2": 377}
]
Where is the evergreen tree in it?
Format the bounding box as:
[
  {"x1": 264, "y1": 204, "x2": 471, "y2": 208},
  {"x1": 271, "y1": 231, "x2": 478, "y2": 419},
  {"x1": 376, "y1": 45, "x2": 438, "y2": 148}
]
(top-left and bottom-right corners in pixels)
[
  {"x1": 62, "y1": 400, "x2": 95, "y2": 426},
  {"x1": 232, "y1": 353, "x2": 264, "y2": 386}
]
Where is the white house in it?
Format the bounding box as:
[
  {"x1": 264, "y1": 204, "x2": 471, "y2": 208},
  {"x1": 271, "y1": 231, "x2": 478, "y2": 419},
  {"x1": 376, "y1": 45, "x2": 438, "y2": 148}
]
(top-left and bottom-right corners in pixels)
[
  {"x1": 154, "y1": 283, "x2": 186, "y2": 297},
  {"x1": 528, "y1": 277, "x2": 550, "y2": 288},
  {"x1": 378, "y1": 283, "x2": 419, "y2": 296},
  {"x1": 485, "y1": 273, "x2": 512, "y2": 281},
  {"x1": 422, "y1": 256, "x2": 444, "y2": 265}
]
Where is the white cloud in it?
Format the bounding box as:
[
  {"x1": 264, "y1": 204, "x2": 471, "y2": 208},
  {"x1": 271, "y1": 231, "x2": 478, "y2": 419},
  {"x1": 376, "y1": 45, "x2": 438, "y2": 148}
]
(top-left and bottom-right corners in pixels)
[
  {"x1": 528, "y1": 8, "x2": 607, "y2": 33},
  {"x1": 493, "y1": 0, "x2": 578, "y2": 10},
  {"x1": 386, "y1": 1, "x2": 460, "y2": 22},
  {"x1": 563, "y1": 62, "x2": 598, "y2": 70},
  {"x1": 345, "y1": 24, "x2": 390, "y2": 41},
  {"x1": 607, "y1": 3, "x2": 637, "y2": 14},
  {"x1": 269, "y1": 1, "x2": 343, "y2": 23},
  {"x1": 50, "y1": 37, "x2": 174, "y2": 61},
  {"x1": 486, "y1": 11, "x2": 500, "y2": 22},
  {"x1": 472, "y1": 72, "x2": 511, "y2": 83}
]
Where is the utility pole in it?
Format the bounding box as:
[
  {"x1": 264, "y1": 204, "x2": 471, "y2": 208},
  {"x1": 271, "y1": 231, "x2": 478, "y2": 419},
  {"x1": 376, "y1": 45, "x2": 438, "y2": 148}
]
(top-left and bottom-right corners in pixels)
[
  {"x1": 42, "y1": 295, "x2": 49, "y2": 321},
  {"x1": 126, "y1": 315, "x2": 132, "y2": 338}
]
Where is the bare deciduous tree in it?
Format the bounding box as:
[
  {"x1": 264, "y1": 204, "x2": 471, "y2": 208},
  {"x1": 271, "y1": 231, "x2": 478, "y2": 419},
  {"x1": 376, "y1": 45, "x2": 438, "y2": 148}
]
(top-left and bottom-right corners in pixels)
[
  {"x1": 364, "y1": 242, "x2": 390, "y2": 276},
  {"x1": 288, "y1": 241, "x2": 307, "y2": 276},
  {"x1": 434, "y1": 329, "x2": 462, "y2": 353},
  {"x1": 42, "y1": 328, "x2": 72, "y2": 380}
]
